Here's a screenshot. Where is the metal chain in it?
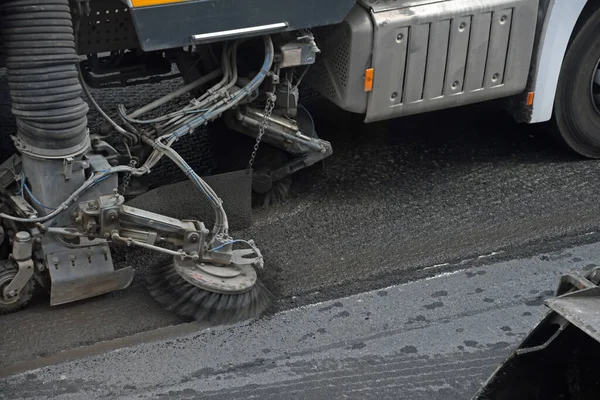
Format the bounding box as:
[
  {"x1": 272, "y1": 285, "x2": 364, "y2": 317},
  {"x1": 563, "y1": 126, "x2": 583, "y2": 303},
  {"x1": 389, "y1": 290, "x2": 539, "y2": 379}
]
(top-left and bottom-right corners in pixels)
[
  {"x1": 119, "y1": 159, "x2": 137, "y2": 195},
  {"x1": 248, "y1": 93, "x2": 276, "y2": 169}
]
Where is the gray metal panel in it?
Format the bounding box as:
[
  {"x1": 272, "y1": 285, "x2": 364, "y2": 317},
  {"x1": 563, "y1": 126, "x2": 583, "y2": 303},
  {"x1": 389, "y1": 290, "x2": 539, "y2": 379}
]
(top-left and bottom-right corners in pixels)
[
  {"x1": 424, "y1": 20, "x2": 450, "y2": 99},
  {"x1": 404, "y1": 24, "x2": 430, "y2": 103},
  {"x1": 305, "y1": 5, "x2": 374, "y2": 113},
  {"x1": 364, "y1": 24, "x2": 409, "y2": 113},
  {"x1": 465, "y1": 12, "x2": 492, "y2": 92},
  {"x1": 444, "y1": 16, "x2": 471, "y2": 95},
  {"x1": 130, "y1": 0, "x2": 356, "y2": 52},
  {"x1": 485, "y1": 9, "x2": 513, "y2": 88},
  {"x1": 364, "y1": 0, "x2": 539, "y2": 122},
  {"x1": 390, "y1": 27, "x2": 410, "y2": 107}
]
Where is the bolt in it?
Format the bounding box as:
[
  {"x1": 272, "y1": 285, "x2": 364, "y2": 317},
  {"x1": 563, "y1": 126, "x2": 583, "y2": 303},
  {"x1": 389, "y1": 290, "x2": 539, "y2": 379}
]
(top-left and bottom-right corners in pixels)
[
  {"x1": 36, "y1": 262, "x2": 45, "y2": 272},
  {"x1": 69, "y1": 254, "x2": 76, "y2": 261},
  {"x1": 52, "y1": 256, "x2": 59, "y2": 265},
  {"x1": 104, "y1": 233, "x2": 111, "y2": 239},
  {"x1": 396, "y1": 33, "x2": 403, "y2": 42},
  {"x1": 87, "y1": 201, "x2": 98, "y2": 210},
  {"x1": 189, "y1": 234, "x2": 200, "y2": 243},
  {"x1": 500, "y1": 15, "x2": 507, "y2": 23},
  {"x1": 492, "y1": 73, "x2": 500, "y2": 81},
  {"x1": 8, "y1": 290, "x2": 16, "y2": 297},
  {"x1": 35, "y1": 237, "x2": 42, "y2": 244},
  {"x1": 149, "y1": 220, "x2": 155, "y2": 225},
  {"x1": 391, "y1": 92, "x2": 398, "y2": 100},
  {"x1": 107, "y1": 211, "x2": 118, "y2": 221},
  {"x1": 452, "y1": 81, "x2": 459, "y2": 88},
  {"x1": 459, "y1": 22, "x2": 466, "y2": 30}
]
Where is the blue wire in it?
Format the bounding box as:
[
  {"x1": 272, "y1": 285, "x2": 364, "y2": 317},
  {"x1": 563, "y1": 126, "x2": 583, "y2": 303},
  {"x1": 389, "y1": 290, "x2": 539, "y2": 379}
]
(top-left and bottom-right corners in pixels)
[
  {"x1": 298, "y1": 104, "x2": 316, "y2": 134},
  {"x1": 24, "y1": 182, "x2": 55, "y2": 210},
  {"x1": 94, "y1": 175, "x2": 111, "y2": 185},
  {"x1": 210, "y1": 239, "x2": 253, "y2": 252}
]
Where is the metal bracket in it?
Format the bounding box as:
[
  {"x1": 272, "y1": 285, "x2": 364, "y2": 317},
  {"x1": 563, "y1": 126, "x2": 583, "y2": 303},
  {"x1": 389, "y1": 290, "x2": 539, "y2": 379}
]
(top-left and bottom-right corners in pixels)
[
  {"x1": 62, "y1": 157, "x2": 89, "y2": 181},
  {"x1": 46, "y1": 243, "x2": 135, "y2": 306},
  {"x1": 2, "y1": 259, "x2": 34, "y2": 300},
  {"x1": 62, "y1": 157, "x2": 74, "y2": 180},
  {"x1": 7, "y1": 195, "x2": 38, "y2": 219},
  {"x1": 555, "y1": 272, "x2": 597, "y2": 296}
]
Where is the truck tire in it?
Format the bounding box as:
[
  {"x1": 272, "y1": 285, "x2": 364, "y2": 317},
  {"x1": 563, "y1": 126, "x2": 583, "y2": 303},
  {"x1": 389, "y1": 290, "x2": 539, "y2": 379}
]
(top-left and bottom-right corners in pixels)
[{"x1": 553, "y1": 6, "x2": 600, "y2": 158}]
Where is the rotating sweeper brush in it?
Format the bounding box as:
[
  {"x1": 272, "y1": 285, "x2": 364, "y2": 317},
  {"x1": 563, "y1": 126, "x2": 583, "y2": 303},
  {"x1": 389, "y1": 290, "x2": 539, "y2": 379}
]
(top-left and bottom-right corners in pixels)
[{"x1": 147, "y1": 257, "x2": 272, "y2": 324}]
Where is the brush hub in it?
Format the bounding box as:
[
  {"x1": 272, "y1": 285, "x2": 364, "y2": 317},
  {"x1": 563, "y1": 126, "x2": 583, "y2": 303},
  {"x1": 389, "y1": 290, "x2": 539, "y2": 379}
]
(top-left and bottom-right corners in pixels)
[{"x1": 173, "y1": 257, "x2": 258, "y2": 294}]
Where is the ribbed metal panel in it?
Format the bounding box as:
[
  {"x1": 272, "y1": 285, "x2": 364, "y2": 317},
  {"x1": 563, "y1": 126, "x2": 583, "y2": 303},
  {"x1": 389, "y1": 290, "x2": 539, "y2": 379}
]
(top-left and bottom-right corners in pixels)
[{"x1": 362, "y1": 0, "x2": 538, "y2": 122}]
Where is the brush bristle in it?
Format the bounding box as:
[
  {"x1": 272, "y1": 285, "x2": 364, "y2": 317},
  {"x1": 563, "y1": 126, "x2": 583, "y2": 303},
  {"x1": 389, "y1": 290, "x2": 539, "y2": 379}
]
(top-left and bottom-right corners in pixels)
[
  {"x1": 147, "y1": 260, "x2": 273, "y2": 325},
  {"x1": 253, "y1": 177, "x2": 292, "y2": 208}
]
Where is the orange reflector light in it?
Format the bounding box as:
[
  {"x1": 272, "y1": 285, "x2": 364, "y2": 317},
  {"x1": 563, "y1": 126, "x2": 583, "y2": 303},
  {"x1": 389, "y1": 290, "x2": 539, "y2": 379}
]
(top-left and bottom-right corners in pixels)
[
  {"x1": 131, "y1": 0, "x2": 183, "y2": 7},
  {"x1": 364, "y1": 68, "x2": 374, "y2": 92},
  {"x1": 527, "y1": 91, "x2": 535, "y2": 106}
]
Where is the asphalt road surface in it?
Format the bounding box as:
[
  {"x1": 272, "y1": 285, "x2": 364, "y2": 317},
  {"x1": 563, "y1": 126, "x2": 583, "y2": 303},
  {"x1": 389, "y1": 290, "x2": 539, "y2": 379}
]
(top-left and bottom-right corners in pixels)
[
  {"x1": 3, "y1": 241, "x2": 600, "y2": 399},
  {"x1": 3, "y1": 93, "x2": 600, "y2": 371},
  {"x1": 4, "y1": 68, "x2": 600, "y2": 397}
]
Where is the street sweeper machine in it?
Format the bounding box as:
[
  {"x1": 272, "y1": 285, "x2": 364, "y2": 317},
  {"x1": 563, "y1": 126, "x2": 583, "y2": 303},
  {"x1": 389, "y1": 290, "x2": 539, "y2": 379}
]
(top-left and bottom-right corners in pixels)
[{"x1": 2, "y1": 0, "x2": 600, "y2": 341}]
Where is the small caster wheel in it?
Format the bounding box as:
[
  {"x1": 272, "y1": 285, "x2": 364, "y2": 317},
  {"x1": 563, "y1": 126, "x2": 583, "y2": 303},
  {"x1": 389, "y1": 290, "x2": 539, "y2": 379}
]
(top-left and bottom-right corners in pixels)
[{"x1": 0, "y1": 259, "x2": 35, "y2": 315}]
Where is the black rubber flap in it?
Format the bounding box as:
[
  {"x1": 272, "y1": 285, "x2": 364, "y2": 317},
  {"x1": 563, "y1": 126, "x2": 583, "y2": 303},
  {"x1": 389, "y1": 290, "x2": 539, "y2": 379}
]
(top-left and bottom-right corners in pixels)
[{"x1": 126, "y1": 169, "x2": 253, "y2": 230}]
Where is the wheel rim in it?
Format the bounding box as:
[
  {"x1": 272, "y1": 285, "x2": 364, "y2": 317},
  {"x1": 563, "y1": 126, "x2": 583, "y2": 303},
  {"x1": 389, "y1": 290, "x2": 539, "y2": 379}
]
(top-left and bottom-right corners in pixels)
[
  {"x1": 0, "y1": 273, "x2": 19, "y2": 305},
  {"x1": 590, "y1": 57, "x2": 600, "y2": 114}
]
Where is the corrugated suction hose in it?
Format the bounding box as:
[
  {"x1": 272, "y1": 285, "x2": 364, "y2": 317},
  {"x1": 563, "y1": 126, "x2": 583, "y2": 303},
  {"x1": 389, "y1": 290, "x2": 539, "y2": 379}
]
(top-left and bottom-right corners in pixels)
[{"x1": 1, "y1": 0, "x2": 89, "y2": 156}]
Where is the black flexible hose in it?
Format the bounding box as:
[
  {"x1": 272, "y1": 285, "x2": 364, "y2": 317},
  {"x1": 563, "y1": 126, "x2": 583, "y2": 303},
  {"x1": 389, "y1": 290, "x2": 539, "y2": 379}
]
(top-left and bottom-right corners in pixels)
[{"x1": 1, "y1": 0, "x2": 88, "y2": 154}]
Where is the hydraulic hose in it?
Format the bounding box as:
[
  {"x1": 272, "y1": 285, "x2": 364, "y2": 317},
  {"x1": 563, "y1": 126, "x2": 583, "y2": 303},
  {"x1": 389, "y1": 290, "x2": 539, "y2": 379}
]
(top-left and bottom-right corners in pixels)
[{"x1": 1, "y1": 0, "x2": 89, "y2": 156}]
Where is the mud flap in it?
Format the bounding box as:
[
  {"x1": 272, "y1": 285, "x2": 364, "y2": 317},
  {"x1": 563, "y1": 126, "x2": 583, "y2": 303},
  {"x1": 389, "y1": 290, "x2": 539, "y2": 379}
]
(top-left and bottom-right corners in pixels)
[
  {"x1": 126, "y1": 169, "x2": 253, "y2": 230},
  {"x1": 474, "y1": 271, "x2": 600, "y2": 400}
]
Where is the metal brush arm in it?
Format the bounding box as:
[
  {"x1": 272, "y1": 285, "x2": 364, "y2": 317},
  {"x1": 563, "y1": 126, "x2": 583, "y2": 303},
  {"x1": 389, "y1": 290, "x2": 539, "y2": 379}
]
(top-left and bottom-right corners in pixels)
[{"x1": 73, "y1": 194, "x2": 235, "y2": 265}]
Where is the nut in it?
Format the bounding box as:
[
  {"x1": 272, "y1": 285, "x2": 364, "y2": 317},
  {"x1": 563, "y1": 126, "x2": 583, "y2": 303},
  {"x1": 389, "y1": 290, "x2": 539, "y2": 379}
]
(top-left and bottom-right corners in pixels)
[{"x1": 107, "y1": 211, "x2": 118, "y2": 221}]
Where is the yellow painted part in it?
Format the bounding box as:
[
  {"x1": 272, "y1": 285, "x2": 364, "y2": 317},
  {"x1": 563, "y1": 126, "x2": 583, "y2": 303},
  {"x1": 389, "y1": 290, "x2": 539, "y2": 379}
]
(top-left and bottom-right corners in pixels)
[{"x1": 131, "y1": 0, "x2": 184, "y2": 8}]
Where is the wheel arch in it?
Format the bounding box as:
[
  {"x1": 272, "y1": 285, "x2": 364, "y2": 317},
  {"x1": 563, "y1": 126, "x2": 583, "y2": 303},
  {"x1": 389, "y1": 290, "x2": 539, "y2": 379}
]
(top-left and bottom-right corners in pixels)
[{"x1": 529, "y1": 0, "x2": 600, "y2": 123}]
